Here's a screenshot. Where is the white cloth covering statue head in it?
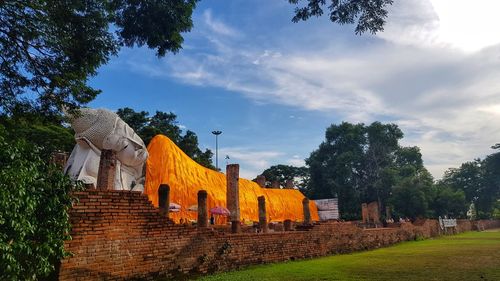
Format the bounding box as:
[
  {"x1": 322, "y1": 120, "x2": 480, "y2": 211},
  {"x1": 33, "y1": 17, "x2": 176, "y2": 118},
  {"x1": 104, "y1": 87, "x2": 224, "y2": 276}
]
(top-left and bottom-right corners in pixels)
[{"x1": 64, "y1": 108, "x2": 148, "y2": 191}]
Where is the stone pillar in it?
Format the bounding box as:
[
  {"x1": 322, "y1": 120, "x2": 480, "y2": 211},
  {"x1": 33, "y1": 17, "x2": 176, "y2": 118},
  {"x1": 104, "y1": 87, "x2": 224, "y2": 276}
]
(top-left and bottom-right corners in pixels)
[
  {"x1": 271, "y1": 181, "x2": 280, "y2": 189},
  {"x1": 361, "y1": 203, "x2": 368, "y2": 223},
  {"x1": 258, "y1": 196, "x2": 268, "y2": 233},
  {"x1": 385, "y1": 206, "x2": 392, "y2": 220},
  {"x1": 284, "y1": 219, "x2": 293, "y2": 231},
  {"x1": 96, "y1": 149, "x2": 116, "y2": 190},
  {"x1": 368, "y1": 201, "x2": 380, "y2": 224},
  {"x1": 158, "y1": 184, "x2": 170, "y2": 218},
  {"x1": 255, "y1": 175, "x2": 266, "y2": 188},
  {"x1": 285, "y1": 179, "x2": 294, "y2": 189},
  {"x1": 302, "y1": 198, "x2": 312, "y2": 225},
  {"x1": 198, "y1": 190, "x2": 208, "y2": 228},
  {"x1": 226, "y1": 164, "x2": 240, "y2": 233}
]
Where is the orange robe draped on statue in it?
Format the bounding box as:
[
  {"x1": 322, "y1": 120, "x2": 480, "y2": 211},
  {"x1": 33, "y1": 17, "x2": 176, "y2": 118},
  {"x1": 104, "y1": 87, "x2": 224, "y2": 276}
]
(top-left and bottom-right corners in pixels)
[{"x1": 145, "y1": 135, "x2": 318, "y2": 223}]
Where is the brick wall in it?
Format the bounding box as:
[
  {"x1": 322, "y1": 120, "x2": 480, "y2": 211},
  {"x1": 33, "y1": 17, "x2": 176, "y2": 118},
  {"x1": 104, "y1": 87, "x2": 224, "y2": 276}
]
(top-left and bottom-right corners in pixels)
[{"x1": 59, "y1": 190, "x2": 500, "y2": 280}]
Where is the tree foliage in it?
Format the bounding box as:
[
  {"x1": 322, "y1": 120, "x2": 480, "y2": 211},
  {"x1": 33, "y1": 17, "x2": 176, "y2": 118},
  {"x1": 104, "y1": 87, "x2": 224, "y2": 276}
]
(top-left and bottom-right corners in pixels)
[
  {"x1": 0, "y1": 125, "x2": 79, "y2": 280},
  {"x1": 429, "y1": 184, "x2": 467, "y2": 218},
  {"x1": 306, "y1": 122, "x2": 365, "y2": 219},
  {"x1": 0, "y1": 109, "x2": 74, "y2": 159},
  {"x1": 390, "y1": 174, "x2": 430, "y2": 220},
  {"x1": 116, "y1": 107, "x2": 214, "y2": 169},
  {"x1": 305, "y1": 121, "x2": 420, "y2": 220},
  {"x1": 0, "y1": 0, "x2": 198, "y2": 113},
  {"x1": 288, "y1": 0, "x2": 394, "y2": 34},
  {"x1": 265, "y1": 121, "x2": 495, "y2": 221},
  {"x1": 441, "y1": 152, "x2": 500, "y2": 218},
  {"x1": 256, "y1": 164, "x2": 309, "y2": 190}
]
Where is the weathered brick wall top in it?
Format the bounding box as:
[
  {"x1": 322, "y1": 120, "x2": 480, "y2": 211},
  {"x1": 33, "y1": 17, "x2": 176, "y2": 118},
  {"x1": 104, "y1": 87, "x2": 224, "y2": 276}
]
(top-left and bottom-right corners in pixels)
[{"x1": 59, "y1": 190, "x2": 500, "y2": 280}]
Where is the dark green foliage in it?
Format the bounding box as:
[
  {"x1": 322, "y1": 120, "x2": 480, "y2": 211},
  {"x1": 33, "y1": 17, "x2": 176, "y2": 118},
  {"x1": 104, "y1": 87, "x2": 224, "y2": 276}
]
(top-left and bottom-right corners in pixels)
[
  {"x1": 0, "y1": 110, "x2": 75, "y2": 160},
  {"x1": 256, "y1": 164, "x2": 309, "y2": 190},
  {"x1": 0, "y1": 125, "x2": 80, "y2": 280},
  {"x1": 440, "y1": 152, "x2": 500, "y2": 218},
  {"x1": 288, "y1": 0, "x2": 394, "y2": 34},
  {"x1": 0, "y1": 0, "x2": 198, "y2": 114},
  {"x1": 429, "y1": 184, "x2": 467, "y2": 218},
  {"x1": 480, "y1": 152, "x2": 500, "y2": 217},
  {"x1": 178, "y1": 130, "x2": 214, "y2": 169},
  {"x1": 290, "y1": 121, "x2": 497, "y2": 220},
  {"x1": 389, "y1": 174, "x2": 430, "y2": 220},
  {"x1": 115, "y1": 107, "x2": 149, "y2": 133},
  {"x1": 117, "y1": 107, "x2": 214, "y2": 169},
  {"x1": 492, "y1": 201, "x2": 500, "y2": 219},
  {"x1": 114, "y1": 0, "x2": 198, "y2": 56},
  {"x1": 362, "y1": 122, "x2": 404, "y2": 213},
  {"x1": 440, "y1": 160, "x2": 483, "y2": 204},
  {"x1": 305, "y1": 121, "x2": 420, "y2": 220},
  {"x1": 306, "y1": 122, "x2": 366, "y2": 219}
]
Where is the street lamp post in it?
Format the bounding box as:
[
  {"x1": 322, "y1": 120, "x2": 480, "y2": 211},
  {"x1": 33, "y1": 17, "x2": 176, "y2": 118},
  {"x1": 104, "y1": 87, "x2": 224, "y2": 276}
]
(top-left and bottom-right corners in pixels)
[{"x1": 212, "y1": 130, "x2": 222, "y2": 170}]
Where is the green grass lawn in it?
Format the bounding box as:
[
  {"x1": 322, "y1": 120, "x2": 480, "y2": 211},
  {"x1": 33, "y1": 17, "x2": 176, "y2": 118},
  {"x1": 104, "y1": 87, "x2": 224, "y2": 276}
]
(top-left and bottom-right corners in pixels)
[{"x1": 195, "y1": 229, "x2": 500, "y2": 281}]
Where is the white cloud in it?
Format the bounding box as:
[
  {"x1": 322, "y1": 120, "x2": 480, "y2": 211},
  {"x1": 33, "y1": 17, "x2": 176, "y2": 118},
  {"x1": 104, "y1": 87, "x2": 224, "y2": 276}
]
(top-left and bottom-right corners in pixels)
[
  {"x1": 287, "y1": 155, "x2": 305, "y2": 167},
  {"x1": 123, "y1": 1, "x2": 500, "y2": 179},
  {"x1": 219, "y1": 147, "x2": 284, "y2": 179},
  {"x1": 203, "y1": 9, "x2": 239, "y2": 37},
  {"x1": 430, "y1": 0, "x2": 500, "y2": 52},
  {"x1": 380, "y1": 0, "x2": 500, "y2": 52}
]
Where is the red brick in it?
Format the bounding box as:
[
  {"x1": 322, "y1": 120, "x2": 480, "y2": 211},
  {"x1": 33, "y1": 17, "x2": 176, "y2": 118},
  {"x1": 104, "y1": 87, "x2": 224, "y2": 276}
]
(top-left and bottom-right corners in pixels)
[{"x1": 60, "y1": 190, "x2": 500, "y2": 281}]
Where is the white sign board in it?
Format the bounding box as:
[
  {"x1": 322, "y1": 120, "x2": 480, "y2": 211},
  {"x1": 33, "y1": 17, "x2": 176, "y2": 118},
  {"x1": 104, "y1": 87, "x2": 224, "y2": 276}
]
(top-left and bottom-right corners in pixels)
[
  {"x1": 318, "y1": 210, "x2": 339, "y2": 220},
  {"x1": 314, "y1": 198, "x2": 339, "y2": 220},
  {"x1": 439, "y1": 217, "x2": 457, "y2": 229}
]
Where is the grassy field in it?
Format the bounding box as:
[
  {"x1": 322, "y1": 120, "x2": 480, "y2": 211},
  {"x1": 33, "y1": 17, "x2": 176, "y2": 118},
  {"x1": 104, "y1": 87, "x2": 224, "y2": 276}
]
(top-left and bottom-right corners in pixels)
[{"x1": 195, "y1": 229, "x2": 500, "y2": 281}]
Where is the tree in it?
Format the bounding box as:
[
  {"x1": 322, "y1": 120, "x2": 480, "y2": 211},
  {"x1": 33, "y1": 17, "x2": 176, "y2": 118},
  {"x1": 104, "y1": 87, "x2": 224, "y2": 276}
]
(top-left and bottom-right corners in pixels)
[
  {"x1": 478, "y1": 152, "x2": 500, "y2": 217},
  {"x1": 389, "y1": 171, "x2": 433, "y2": 220},
  {"x1": 0, "y1": 125, "x2": 79, "y2": 280},
  {"x1": 116, "y1": 107, "x2": 214, "y2": 169},
  {"x1": 178, "y1": 130, "x2": 214, "y2": 169},
  {"x1": 429, "y1": 184, "x2": 467, "y2": 218},
  {"x1": 0, "y1": 0, "x2": 198, "y2": 114},
  {"x1": 440, "y1": 152, "x2": 500, "y2": 218},
  {"x1": 306, "y1": 122, "x2": 366, "y2": 219},
  {"x1": 115, "y1": 107, "x2": 149, "y2": 133},
  {"x1": 0, "y1": 108, "x2": 74, "y2": 159},
  {"x1": 305, "y1": 121, "x2": 422, "y2": 220},
  {"x1": 256, "y1": 164, "x2": 309, "y2": 190},
  {"x1": 440, "y1": 160, "x2": 483, "y2": 204},
  {"x1": 288, "y1": 0, "x2": 394, "y2": 34},
  {"x1": 361, "y1": 122, "x2": 403, "y2": 216}
]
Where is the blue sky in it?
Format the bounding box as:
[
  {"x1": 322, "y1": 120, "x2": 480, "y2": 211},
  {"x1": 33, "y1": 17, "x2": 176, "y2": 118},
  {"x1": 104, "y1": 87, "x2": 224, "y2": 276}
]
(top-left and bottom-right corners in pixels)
[{"x1": 89, "y1": 0, "x2": 500, "y2": 179}]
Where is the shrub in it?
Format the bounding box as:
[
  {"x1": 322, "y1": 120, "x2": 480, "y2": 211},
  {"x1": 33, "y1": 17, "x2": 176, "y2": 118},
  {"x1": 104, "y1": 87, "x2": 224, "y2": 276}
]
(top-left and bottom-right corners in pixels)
[{"x1": 0, "y1": 126, "x2": 79, "y2": 280}]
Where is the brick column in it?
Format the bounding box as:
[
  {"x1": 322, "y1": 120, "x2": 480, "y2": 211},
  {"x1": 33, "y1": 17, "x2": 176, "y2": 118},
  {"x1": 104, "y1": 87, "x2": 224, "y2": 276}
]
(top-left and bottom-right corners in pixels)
[
  {"x1": 284, "y1": 219, "x2": 293, "y2": 231},
  {"x1": 361, "y1": 203, "x2": 368, "y2": 223},
  {"x1": 258, "y1": 196, "x2": 268, "y2": 233},
  {"x1": 96, "y1": 149, "x2": 116, "y2": 190},
  {"x1": 302, "y1": 198, "x2": 311, "y2": 225},
  {"x1": 158, "y1": 184, "x2": 170, "y2": 218},
  {"x1": 385, "y1": 206, "x2": 392, "y2": 220},
  {"x1": 271, "y1": 181, "x2": 280, "y2": 189},
  {"x1": 285, "y1": 179, "x2": 294, "y2": 189},
  {"x1": 368, "y1": 201, "x2": 380, "y2": 224},
  {"x1": 226, "y1": 164, "x2": 240, "y2": 233},
  {"x1": 198, "y1": 190, "x2": 208, "y2": 228},
  {"x1": 255, "y1": 175, "x2": 266, "y2": 188}
]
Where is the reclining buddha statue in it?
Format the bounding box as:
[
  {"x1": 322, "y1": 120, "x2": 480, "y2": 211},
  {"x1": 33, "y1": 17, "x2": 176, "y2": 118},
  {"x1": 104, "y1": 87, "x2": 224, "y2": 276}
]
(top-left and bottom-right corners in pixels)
[{"x1": 64, "y1": 108, "x2": 148, "y2": 191}]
